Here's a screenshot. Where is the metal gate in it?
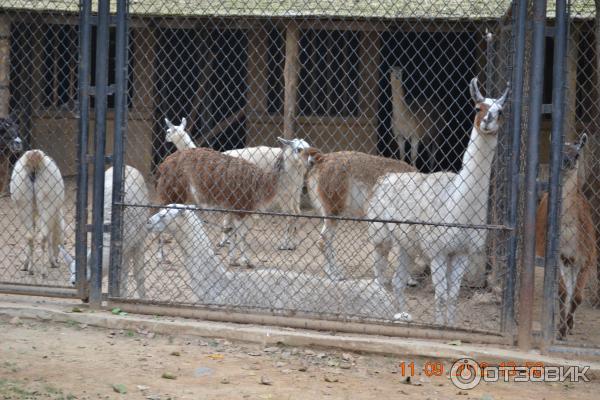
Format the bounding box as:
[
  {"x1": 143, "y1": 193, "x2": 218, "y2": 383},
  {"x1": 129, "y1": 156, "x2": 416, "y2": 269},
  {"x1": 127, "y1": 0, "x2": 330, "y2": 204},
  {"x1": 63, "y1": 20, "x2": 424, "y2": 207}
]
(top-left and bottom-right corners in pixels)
[
  {"x1": 94, "y1": 0, "x2": 522, "y2": 342},
  {"x1": 0, "y1": 0, "x2": 85, "y2": 299}
]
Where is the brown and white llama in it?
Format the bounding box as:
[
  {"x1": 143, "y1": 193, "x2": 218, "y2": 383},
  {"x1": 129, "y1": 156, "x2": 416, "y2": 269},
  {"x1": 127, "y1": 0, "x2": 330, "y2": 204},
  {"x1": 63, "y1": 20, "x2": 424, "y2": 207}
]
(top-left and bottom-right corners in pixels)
[
  {"x1": 535, "y1": 133, "x2": 597, "y2": 339},
  {"x1": 164, "y1": 117, "x2": 310, "y2": 250},
  {"x1": 156, "y1": 143, "x2": 311, "y2": 267},
  {"x1": 300, "y1": 149, "x2": 416, "y2": 281}
]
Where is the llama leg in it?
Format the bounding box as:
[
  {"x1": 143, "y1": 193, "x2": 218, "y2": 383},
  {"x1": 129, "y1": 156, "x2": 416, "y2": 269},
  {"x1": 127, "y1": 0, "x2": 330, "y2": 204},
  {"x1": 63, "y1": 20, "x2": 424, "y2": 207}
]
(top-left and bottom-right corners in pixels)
[
  {"x1": 321, "y1": 219, "x2": 344, "y2": 280},
  {"x1": 219, "y1": 213, "x2": 233, "y2": 247},
  {"x1": 48, "y1": 219, "x2": 61, "y2": 268},
  {"x1": 398, "y1": 138, "x2": 406, "y2": 163},
  {"x1": 392, "y1": 247, "x2": 412, "y2": 321},
  {"x1": 557, "y1": 264, "x2": 569, "y2": 339},
  {"x1": 373, "y1": 237, "x2": 392, "y2": 289},
  {"x1": 410, "y1": 137, "x2": 419, "y2": 166},
  {"x1": 567, "y1": 264, "x2": 586, "y2": 334},
  {"x1": 447, "y1": 254, "x2": 469, "y2": 326},
  {"x1": 430, "y1": 255, "x2": 448, "y2": 325},
  {"x1": 20, "y1": 207, "x2": 36, "y2": 273},
  {"x1": 122, "y1": 245, "x2": 146, "y2": 299},
  {"x1": 278, "y1": 215, "x2": 297, "y2": 251},
  {"x1": 24, "y1": 233, "x2": 35, "y2": 274},
  {"x1": 229, "y1": 217, "x2": 251, "y2": 267}
]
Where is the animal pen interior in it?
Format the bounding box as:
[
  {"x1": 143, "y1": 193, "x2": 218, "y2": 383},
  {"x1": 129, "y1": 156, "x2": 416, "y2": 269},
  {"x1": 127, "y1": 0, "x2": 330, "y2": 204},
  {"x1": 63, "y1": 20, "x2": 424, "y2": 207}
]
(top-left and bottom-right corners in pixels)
[{"x1": 1, "y1": 0, "x2": 600, "y2": 352}]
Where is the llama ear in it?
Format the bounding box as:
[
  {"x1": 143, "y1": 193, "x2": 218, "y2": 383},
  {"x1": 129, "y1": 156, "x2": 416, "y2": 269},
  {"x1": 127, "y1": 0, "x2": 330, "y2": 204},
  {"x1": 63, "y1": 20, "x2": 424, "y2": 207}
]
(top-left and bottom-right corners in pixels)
[
  {"x1": 181, "y1": 118, "x2": 187, "y2": 129},
  {"x1": 165, "y1": 118, "x2": 174, "y2": 130},
  {"x1": 578, "y1": 133, "x2": 588, "y2": 149},
  {"x1": 497, "y1": 82, "x2": 510, "y2": 107},
  {"x1": 277, "y1": 137, "x2": 293, "y2": 147},
  {"x1": 469, "y1": 77, "x2": 485, "y2": 104}
]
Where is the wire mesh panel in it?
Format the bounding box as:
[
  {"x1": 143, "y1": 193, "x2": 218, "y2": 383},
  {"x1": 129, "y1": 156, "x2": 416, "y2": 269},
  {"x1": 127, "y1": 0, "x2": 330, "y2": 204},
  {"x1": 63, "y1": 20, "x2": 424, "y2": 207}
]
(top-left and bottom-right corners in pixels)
[
  {"x1": 106, "y1": 0, "x2": 520, "y2": 335},
  {"x1": 0, "y1": 1, "x2": 82, "y2": 292},
  {"x1": 536, "y1": 0, "x2": 600, "y2": 348}
]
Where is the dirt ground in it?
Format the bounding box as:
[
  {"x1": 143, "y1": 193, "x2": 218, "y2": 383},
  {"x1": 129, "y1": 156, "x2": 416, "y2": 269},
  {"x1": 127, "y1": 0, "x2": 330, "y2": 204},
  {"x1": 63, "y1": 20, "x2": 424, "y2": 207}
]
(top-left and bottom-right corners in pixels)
[{"x1": 0, "y1": 314, "x2": 598, "y2": 400}]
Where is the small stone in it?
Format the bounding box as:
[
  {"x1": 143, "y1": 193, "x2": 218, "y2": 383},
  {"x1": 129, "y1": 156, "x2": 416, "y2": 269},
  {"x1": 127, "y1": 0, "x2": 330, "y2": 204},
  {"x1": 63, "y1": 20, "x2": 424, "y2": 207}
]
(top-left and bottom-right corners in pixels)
[
  {"x1": 457, "y1": 391, "x2": 468, "y2": 395},
  {"x1": 324, "y1": 375, "x2": 339, "y2": 383},
  {"x1": 79, "y1": 324, "x2": 88, "y2": 329},
  {"x1": 220, "y1": 377, "x2": 230, "y2": 384},
  {"x1": 290, "y1": 348, "x2": 299, "y2": 355},
  {"x1": 170, "y1": 351, "x2": 180, "y2": 357},
  {"x1": 298, "y1": 365, "x2": 308, "y2": 372},
  {"x1": 260, "y1": 375, "x2": 272, "y2": 385},
  {"x1": 136, "y1": 385, "x2": 149, "y2": 392},
  {"x1": 341, "y1": 353, "x2": 352, "y2": 361},
  {"x1": 326, "y1": 360, "x2": 339, "y2": 367},
  {"x1": 339, "y1": 362, "x2": 351, "y2": 370},
  {"x1": 146, "y1": 395, "x2": 161, "y2": 400},
  {"x1": 304, "y1": 350, "x2": 315, "y2": 356},
  {"x1": 161, "y1": 372, "x2": 176, "y2": 380},
  {"x1": 281, "y1": 369, "x2": 292, "y2": 374},
  {"x1": 9, "y1": 317, "x2": 21, "y2": 325},
  {"x1": 317, "y1": 352, "x2": 327, "y2": 359},
  {"x1": 275, "y1": 362, "x2": 286, "y2": 368},
  {"x1": 247, "y1": 351, "x2": 262, "y2": 356},
  {"x1": 147, "y1": 332, "x2": 155, "y2": 339},
  {"x1": 263, "y1": 347, "x2": 279, "y2": 353}
]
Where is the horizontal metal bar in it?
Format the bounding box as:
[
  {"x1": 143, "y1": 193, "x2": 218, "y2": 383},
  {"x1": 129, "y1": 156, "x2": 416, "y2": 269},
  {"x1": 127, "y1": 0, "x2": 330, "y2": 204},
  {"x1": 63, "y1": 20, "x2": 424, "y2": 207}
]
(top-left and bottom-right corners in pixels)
[
  {"x1": 0, "y1": 283, "x2": 79, "y2": 299},
  {"x1": 89, "y1": 15, "x2": 117, "y2": 26},
  {"x1": 86, "y1": 223, "x2": 112, "y2": 233},
  {"x1": 108, "y1": 299, "x2": 512, "y2": 346},
  {"x1": 541, "y1": 103, "x2": 553, "y2": 114},
  {"x1": 89, "y1": 84, "x2": 116, "y2": 96},
  {"x1": 121, "y1": 202, "x2": 513, "y2": 231}
]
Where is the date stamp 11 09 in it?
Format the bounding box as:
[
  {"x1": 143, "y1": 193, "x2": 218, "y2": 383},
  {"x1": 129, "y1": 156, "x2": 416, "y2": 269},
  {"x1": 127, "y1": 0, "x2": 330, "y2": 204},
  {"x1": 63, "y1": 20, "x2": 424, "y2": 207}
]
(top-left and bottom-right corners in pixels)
[{"x1": 399, "y1": 358, "x2": 590, "y2": 390}]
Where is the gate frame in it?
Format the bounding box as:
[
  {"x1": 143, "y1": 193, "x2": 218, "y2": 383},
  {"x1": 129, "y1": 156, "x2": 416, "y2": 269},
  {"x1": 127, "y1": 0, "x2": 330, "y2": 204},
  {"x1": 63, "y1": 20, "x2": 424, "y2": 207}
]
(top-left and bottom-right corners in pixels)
[{"x1": 102, "y1": 0, "x2": 528, "y2": 343}]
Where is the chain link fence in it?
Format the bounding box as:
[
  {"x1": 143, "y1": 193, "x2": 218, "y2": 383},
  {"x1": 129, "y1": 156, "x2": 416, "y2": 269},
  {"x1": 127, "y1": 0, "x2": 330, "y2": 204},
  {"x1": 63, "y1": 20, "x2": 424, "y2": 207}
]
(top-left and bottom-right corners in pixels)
[
  {"x1": 535, "y1": 0, "x2": 600, "y2": 348},
  {"x1": 91, "y1": 0, "x2": 519, "y2": 335},
  {"x1": 3, "y1": 0, "x2": 600, "y2": 345},
  {"x1": 0, "y1": 2, "x2": 81, "y2": 294}
]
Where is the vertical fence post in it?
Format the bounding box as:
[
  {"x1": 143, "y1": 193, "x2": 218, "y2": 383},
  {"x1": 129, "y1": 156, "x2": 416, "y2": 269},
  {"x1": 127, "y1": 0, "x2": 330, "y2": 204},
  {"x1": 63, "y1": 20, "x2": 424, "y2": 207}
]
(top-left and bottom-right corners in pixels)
[
  {"x1": 89, "y1": 0, "x2": 111, "y2": 307},
  {"x1": 541, "y1": 0, "x2": 568, "y2": 350},
  {"x1": 108, "y1": 0, "x2": 128, "y2": 298},
  {"x1": 518, "y1": 0, "x2": 547, "y2": 350},
  {"x1": 502, "y1": 0, "x2": 528, "y2": 336},
  {"x1": 76, "y1": 0, "x2": 92, "y2": 300}
]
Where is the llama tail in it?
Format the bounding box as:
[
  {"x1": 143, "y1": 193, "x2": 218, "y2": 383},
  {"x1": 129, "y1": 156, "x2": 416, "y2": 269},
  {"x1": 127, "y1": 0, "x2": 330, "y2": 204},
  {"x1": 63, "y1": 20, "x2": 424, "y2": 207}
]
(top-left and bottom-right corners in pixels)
[{"x1": 23, "y1": 150, "x2": 44, "y2": 182}]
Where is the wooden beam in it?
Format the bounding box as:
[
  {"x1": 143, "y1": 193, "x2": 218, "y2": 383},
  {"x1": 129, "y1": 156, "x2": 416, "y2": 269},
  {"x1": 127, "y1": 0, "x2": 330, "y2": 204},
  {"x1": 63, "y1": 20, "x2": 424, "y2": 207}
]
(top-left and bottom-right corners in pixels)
[{"x1": 283, "y1": 22, "x2": 299, "y2": 139}]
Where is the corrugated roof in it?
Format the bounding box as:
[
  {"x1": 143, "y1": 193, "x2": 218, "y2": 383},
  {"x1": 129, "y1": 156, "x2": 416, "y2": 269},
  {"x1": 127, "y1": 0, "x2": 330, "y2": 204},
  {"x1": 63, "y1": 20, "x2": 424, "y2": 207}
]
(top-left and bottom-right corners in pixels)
[
  {"x1": 0, "y1": 1, "x2": 595, "y2": 20},
  {"x1": 0, "y1": 0, "x2": 511, "y2": 19}
]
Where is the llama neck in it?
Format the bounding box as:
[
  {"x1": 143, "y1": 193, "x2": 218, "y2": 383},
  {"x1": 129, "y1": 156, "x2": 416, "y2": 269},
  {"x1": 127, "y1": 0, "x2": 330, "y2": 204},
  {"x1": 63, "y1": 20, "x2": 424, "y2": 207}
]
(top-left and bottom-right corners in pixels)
[
  {"x1": 561, "y1": 169, "x2": 579, "y2": 204},
  {"x1": 450, "y1": 126, "x2": 498, "y2": 222},
  {"x1": 263, "y1": 152, "x2": 286, "y2": 207},
  {"x1": 174, "y1": 214, "x2": 226, "y2": 276},
  {"x1": 175, "y1": 133, "x2": 196, "y2": 151}
]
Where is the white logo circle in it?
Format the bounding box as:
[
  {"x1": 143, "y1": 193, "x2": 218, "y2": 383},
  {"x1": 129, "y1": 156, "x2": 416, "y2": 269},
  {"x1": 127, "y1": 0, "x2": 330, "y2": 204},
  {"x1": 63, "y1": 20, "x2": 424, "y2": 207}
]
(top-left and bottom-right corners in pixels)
[{"x1": 450, "y1": 358, "x2": 482, "y2": 390}]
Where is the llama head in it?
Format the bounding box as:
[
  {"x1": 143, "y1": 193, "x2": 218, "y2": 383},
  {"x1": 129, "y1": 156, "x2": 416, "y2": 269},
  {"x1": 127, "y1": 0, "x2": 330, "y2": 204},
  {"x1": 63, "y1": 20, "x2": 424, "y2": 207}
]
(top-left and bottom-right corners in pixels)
[
  {"x1": 164, "y1": 117, "x2": 189, "y2": 145},
  {"x1": 389, "y1": 66, "x2": 403, "y2": 82},
  {"x1": 277, "y1": 137, "x2": 311, "y2": 169},
  {"x1": 146, "y1": 204, "x2": 197, "y2": 234},
  {"x1": 300, "y1": 147, "x2": 323, "y2": 169},
  {"x1": 562, "y1": 132, "x2": 587, "y2": 173},
  {"x1": 0, "y1": 116, "x2": 23, "y2": 153},
  {"x1": 470, "y1": 78, "x2": 509, "y2": 136}
]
